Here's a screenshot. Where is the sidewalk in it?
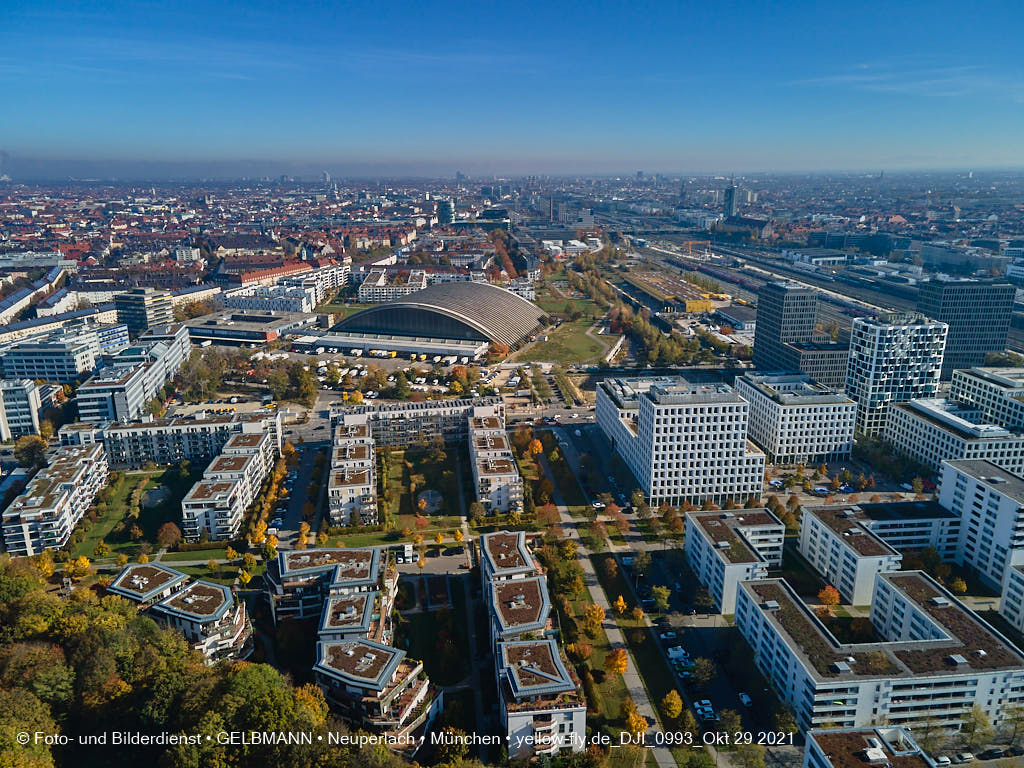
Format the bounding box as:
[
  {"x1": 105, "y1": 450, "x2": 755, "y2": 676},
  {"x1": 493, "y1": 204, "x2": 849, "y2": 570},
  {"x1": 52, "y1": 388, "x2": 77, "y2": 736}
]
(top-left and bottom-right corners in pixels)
[{"x1": 538, "y1": 453, "x2": 676, "y2": 768}]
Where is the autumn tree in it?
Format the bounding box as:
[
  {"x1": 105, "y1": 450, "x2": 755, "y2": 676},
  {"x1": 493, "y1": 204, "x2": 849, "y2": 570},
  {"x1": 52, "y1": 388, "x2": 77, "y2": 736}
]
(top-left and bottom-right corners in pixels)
[
  {"x1": 156, "y1": 522, "x2": 183, "y2": 550},
  {"x1": 583, "y1": 603, "x2": 606, "y2": 637},
  {"x1": 818, "y1": 585, "x2": 841, "y2": 612},
  {"x1": 613, "y1": 595, "x2": 628, "y2": 616},
  {"x1": 604, "y1": 648, "x2": 628, "y2": 676},
  {"x1": 652, "y1": 585, "x2": 671, "y2": 613},
  {"x1": 660, "y1": 690, "x2": 683, "y2": 720},
  {"x1": 63, "y1": 556, "x2": 91, "y2": 580},
  {"x1": 691, "y1": 657, "x2": 715, "y2": 687}
]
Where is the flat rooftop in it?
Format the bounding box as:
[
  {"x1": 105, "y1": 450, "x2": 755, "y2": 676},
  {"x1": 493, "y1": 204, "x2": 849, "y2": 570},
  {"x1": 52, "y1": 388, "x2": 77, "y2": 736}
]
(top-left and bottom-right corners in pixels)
[
  {"x1": 280, "y1": 547, "x2": 377, "y2": 580},
  {"x1": 803, "y1": 505, "x2": 899, "y2": 557},
  {"x1": 499, "y1": 639, "x2": 579, "y2": 701},
  {"x1": 107, "y1": 563, "x2": 188, "y2": 603},
  {"x1": 809, "y1": 729, "x2": 932, "y2": 768},
  {"x1": 482, "y1": 530, "x2": 536, "y2": 577},
  {"x1": 744, "y1": 573, "x2": 1024, "y2": 681},
  {"x1": 184, "y1": 480, "x2": 237, "y2": 502},
  {"x1": 491, "y1": 577, "x2": 549, "y2": 632},
  {"x1": 329, "y1": 469, "x2": 372, "y2": 487},
  {"x1": 897, "y1": 398, "x2": 1020, "y2": 440},
  {"x1": 316, "y1": 639, "x2": 403, "y2": 690},
  {"x1": 469, "y1": 415, "x2": 504, "y2": 431},
  {"x1": 738, "y1": 373, "x2": 853, "y2": 405},
  {"x1": 944, "y1": 459, "x2": 1024, "y2": 502},
  {"x1": 154, "y1": 580, "x2": 231, "y2": 621},
  {"x1": 320, "y1": 593, "x2": 374, "y2": 632},
  {"x1": 478, "y1": 457, "x2": 517, "y2": 476},
  {"x1": 207, "y1": 454, "x2": 252, "y2": 473},
  {"x1": 223, "y1": 432, "x2": 267, "y2": 449},
  {"x1": 688, "y1": 510, "x2": 782, "y2": 565}
]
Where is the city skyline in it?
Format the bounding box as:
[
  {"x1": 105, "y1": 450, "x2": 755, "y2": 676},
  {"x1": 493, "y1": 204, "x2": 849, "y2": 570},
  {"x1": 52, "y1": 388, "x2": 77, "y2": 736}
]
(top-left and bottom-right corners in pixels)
[{"x1": 3, "y1": 0, "x2": 1024, "y2": 178}]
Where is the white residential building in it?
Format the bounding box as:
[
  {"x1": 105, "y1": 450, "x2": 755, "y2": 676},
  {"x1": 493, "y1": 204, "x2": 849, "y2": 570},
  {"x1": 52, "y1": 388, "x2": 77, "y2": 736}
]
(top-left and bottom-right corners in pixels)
[
  {"x1": 357, "y1": 268, "x2": 428, "y2": 303},
  {"x1": 107, "y1": 563, "x2": 253, "y2": 663},
  {"x1": 103, "y1": 410, "x2": 282, "y2": 468},
  {"x1": 1000, "y1": 566, "x2": 1024, "y2": 637},
  {"x1": 151, "y1": 579, "x2": 254, "y2": 663},
  {"x1": 0, "y1": 379, "x2": 43, "y2": 440},
  {"x1": 596, "y1": 376, "x2": 765, "y2": 506},
  {"x1": 496, "y1": 639, "x2": 587, "y2": 758},
  {"x1": 938, "y1": 459, "x2": 1024, "y2": 590},
  {"x1": 736, "y1": 572, "x2": 1024, "y2": 732},
  {"x1": 265, "y1": 547, "x2": 388, "y2": 623},
  {"x1": 845, "y1": 312, "x2": 947, "y2": 435},
  {"x1": 219, "y1": 284, "x2": 317, "y2": 314},
  {"x1": 684, "y1": 509, "x2": 785, "y2": 613},
  {"x1": 76, "y1": 324, "x2": 191, "y2": 423},
  {"x1": 798, "y1": 505, "x2": 904, "y2": 605},
  {"x1": 735, "y1": 373, "x2": 856, "y2": 465},
  {"x1": 468, "y1": 414, "x2": 522, "y2": 515},
  {"x1": 1, "y1": 443, "x2": 109, "y2": 556},
  {"x1": 332, "y1": 396, "x2": 503, "y2": 448},
  {"x1": 181, "y1": 430, "x2": 277, "y2": 541},
  {"x1": 480, "y1": 530, "x2": 584, "y2": 759},
  {"x1": 885, "y1": 398, "x2": 1024, "y2": 475}
]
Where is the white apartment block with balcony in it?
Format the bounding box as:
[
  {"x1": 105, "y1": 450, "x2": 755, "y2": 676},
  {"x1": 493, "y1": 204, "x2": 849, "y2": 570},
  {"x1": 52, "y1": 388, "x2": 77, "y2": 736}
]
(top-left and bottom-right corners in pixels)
[
  {"x1": 685, "y1": 509, "x2": 784, "y2": 614},
  {"x1": 181, "y1": 430, "x2": 277, "y2": 542},
  {"x1": 1000, "y1": 566, "x2": 1024, "y2": 636},
  {"x1": 479, "y1": 530, "x2": 584, "y2": 759},
  {"x1": 735, "y1": 572, "x2": 1024, "y2": 733},
  {"x1": 1, "y1": 443, "x2": 108, "y2": 556},
  {"x1": 497, "y1": 639, "x2": 586, "y2": 759},
  {"x1": 314, "y1": 638, "x2": 443, "y2": 754},
  {"x1": 328, "y1": 422, "x2": 377, "y2": 526},
  {"x1": 279, "y1": 261, "x2": 351, "y2": 305},
  {"x1": 885, "y1": 398, "x2": 1024, "y2": 475},
  {"x1": 799, "y1": 505, "x2": 904, "y2": 605},
  {"x1": 103, "y1": 410, "x2": 282, "y2": 468},
  {"x1": 357, "y1": 268, "x2": 428, "y2": 303},
  {"x1": 151, "y1": 578, "x2": 253, "y2": 663},
  {"x1": 845, "y1": 312, "x2": 947, "y2": 436},
  {"x1": 468, "y1": 414, "x2": 522, "y2": 515},
  {"x1": 734, "y1": 373, "x2": 856, "y2": 465},
  {"x1": 938, "y1": 459, "x2": 1024, "y2": 590},
  {"x1": 0, "y1": 379, "x2": 43, "y2": 440},
  {"x1": 596, "y1": 376, "x2": 765, "y2": 507},
  {"x1": 332, "y1": 396, "x2": 504, "y2": 448},
  {"x1": 219, "y1": 284, "x2": 317, "y2": 314}
]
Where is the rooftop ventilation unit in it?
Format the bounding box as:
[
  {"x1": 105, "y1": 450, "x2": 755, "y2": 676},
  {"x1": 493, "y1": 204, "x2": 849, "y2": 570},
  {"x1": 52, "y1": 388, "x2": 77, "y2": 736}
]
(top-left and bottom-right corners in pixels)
[
  {"x1": 830, "y1": 660, "x2": 852, "y2": 673},
  {"x1": 762, "y1": 600, "x2": 780, "y2": 610},
  {"x1": 931, "y1": 596, "x2": 951, "y2": 607},
  {"x1": 947, "y1": 653, "x2": 968, "y2": 666}
]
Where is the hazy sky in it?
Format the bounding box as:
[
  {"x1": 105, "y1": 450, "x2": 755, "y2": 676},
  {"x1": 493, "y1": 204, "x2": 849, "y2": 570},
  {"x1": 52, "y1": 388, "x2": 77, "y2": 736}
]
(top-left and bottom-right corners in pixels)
[{"x1": 2, "y1": 0, "x2": 1023, "y2": 177}]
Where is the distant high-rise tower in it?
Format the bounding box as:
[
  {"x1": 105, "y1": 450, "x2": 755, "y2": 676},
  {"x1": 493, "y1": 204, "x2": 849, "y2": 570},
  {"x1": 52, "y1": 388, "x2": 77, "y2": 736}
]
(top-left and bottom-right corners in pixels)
[
  {"x1": 845, "y1": 312, "x2": 947, "y2": 435},
  {"x1": 436, "y1": 198, "x2": 454, "y2": 225},
  {"x1": 115, "y1": 287, "x2": 174, "y2": 338},
  {"x1": 752, "y1": 281, "x2": 849, "y2": 388},
  {"x1": 723, "y1": 185, "x2": 738, "y2": 218},
  {"x1": 322, "y1": 170, "x2": 331, "y2": 184},
  {"x1": 916, "y1": 277, "x2": 1014, "y2": 378},
  {"x1": 636, "y1": 170, "x2": 644, "y2": 180}
]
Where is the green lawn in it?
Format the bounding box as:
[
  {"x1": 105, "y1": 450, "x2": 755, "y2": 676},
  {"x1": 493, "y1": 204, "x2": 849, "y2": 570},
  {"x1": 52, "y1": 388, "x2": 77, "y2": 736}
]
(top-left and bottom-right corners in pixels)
[
  {"x1": 161, "y1": 547, "x2": 231, "y2": 562},
  {"x1": 393, "y1": 578, "x2": 471, "y2": 686},
  {"x1": 175, "y1": 564, "x2": 238, "y2": 586},
  {"x1": 315, "y1": 300, "x2": 376, "y2": 317},
  {"x1": 516, "y1": 319, "x2": 608, "y2": 366}
]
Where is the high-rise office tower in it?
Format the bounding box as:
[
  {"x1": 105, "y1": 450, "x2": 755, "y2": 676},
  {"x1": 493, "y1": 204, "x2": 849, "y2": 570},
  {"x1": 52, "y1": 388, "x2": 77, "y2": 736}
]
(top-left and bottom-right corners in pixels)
[
  {"x1": 916, "y1": 277, "x2": 1014, "y2": 378},
  {"x1": 723, "y1": 184, "x2": 738, "y2": 218},
  {"x1": 114, "y1": 287, "x2": 174, "y2": 338},
  {"x1": 846, "y1": 311, "x2": 947, "y2": 435},
  {"x1": 752, "y1": 282, "x2": 850, "y2": 387}
]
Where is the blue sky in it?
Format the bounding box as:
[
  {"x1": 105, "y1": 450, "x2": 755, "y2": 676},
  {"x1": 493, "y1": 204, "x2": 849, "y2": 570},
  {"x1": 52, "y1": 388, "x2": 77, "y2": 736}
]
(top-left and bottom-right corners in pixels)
[{"x1": 2, "y1": 0, "x2": 1023, "y2": 175}]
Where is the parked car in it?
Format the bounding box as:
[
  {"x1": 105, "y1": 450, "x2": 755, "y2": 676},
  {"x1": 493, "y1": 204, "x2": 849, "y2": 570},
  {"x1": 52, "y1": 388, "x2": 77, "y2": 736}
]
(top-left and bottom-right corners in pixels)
[
  {"x1": 932, "y1": 757, "x2": 950, "y2": 767},
  {"x1": 953, "y1": 754, "x2": 975, "y2": 764},
  {"x1": 659, "y1": 631, "x2": 677, "y2": 641},
  {"x1": 977, "y1": 749, "x2": 1004, "y2": 760},
  {"x1": 738, "y1": 692, "x2": 752, "y2": 707},
  {"x1": 840, "y1": 484, "x2": 855, "y2": 493}
]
